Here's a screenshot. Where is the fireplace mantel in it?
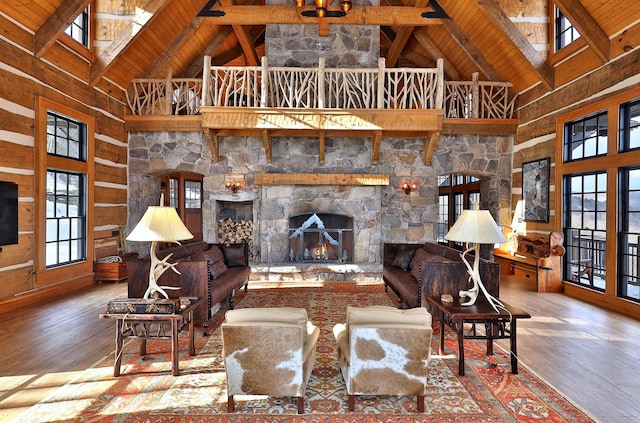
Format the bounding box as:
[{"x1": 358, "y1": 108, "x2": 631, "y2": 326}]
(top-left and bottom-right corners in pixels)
[{"x1": 254, "y1": 173, "x2": 389, "y2": 186}]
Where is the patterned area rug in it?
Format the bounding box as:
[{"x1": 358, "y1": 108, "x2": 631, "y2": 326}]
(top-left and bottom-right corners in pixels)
[{"x1": 15, "y1": 283, "x2": 594, "y2": 422}]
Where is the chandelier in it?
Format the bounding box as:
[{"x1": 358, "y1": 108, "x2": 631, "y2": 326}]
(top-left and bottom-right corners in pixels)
[{"x1": 296, "y1": 0, "x2": 352, "y2": 17}]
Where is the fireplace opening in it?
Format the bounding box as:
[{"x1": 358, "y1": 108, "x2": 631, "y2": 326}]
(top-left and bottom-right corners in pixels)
[{"x1": 288, "y1": 213, "x2": 354, "y2": 263}]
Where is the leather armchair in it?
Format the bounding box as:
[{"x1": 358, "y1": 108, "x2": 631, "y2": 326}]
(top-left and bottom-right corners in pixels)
[
  {"x1": 221, "y1": 307, "x2": 320, "y2": 414},
  {"x1": 333, "y1": 305, "x2": 433, "y2": 412}
]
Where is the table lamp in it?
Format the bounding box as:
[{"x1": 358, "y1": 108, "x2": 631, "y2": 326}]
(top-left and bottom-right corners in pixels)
[
  {"x1": 126, "y1": 194, "x2": 194, "y2": 299},
  {"x1": 444, "y1": 204, "x2": 507, "y2": 312}
]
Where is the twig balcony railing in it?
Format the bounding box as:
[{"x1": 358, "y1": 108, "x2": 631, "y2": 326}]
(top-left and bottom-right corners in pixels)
[{"x1": 126, "y1": 56, "x2": 517, "y2": 119}]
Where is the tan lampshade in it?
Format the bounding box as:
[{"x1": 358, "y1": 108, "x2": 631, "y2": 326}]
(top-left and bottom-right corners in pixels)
[
  {"x1": 444, "y1": 209, "x2": 507, "y2": 244},
  {"x1": 126, "y1": 205, "x2": 194, "y2": 243}
]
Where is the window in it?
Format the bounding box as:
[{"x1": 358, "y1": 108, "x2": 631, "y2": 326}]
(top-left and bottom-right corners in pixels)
[
  {"x1": 563, "y1": 110, "x2": 608, "y2": 162},
  {"x1": 563, "y1": 172, "x2": 607, "y2": 291},
  {"x1": 438, "y1": 174, "x2": 480, "y2": 249},
  {"x1": 185, "y1": 180, "x2": 202, "y2": 209},
  {"x1": 554, "y1": 6, "x2": 580, "y2": 52},
  {"x1": 619, "y1": 167, "x2": 640, "y2": 301},
  {"x1": 46, "y1": 170, "x2": 85, "y2": 267},
  {"x1": 64, "y1": 6, "x2": 90, "y2": 47},
  {"x1": 36, "y1": 98, "x2": 94, "y2": 281},
  {"x1": 619, "y1": 98, "x2": 640, "y2": 152},
  {"x1": 169, "y1": 178, "x2": 179, "y2": 208}
]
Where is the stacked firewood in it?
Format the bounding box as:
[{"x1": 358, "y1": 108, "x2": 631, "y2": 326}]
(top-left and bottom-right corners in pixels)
[{"x1": 218, "y1": 218, "x2": 254, "y2": 260}]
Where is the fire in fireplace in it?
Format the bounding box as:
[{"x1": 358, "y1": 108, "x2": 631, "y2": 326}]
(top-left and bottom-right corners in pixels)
[{"x1": 288, "y1": 213, "x2": 354, "y2": 263}]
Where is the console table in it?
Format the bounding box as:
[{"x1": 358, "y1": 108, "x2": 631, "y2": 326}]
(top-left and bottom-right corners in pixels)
[
  {"x1": 100, "y1": 297, "x2": 205, "y2": 376},
  {"x1": 428, "y1": 296, "x2": 531, "y2": 376}
]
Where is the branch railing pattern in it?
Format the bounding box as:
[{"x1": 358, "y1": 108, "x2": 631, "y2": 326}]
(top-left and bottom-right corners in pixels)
[{"x1": 127, "y1": 57, "x2": 516, "y2": 119}]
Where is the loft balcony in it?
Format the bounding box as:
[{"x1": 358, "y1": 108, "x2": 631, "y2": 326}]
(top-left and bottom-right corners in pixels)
[{"x1": 124, "y1": 57, "x2": 518, "y2": 164}]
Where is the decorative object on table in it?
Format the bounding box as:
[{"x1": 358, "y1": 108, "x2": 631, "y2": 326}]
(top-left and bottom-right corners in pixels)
[
  {"x1": 126, "y1": 194, "x2": 194, "y2": 299},
  {"x1": 522, "y1": 157, "x2": 550, "y2": 222},
  {"x1": 107, "y1": 297, "x2": 180, "y2": 314},
  {"x1": 444, "y1": 203, "x2": 507, "y2": 312}
]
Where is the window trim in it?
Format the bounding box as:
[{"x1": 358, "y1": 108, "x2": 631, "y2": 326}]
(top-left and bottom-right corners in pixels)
[
  {"x1": 548, "y1": 1, "x2": 586, "y2": 66},
  {"x1": 59, "y1": 3, "x2": 94, "y2": 62},
  {"x1": 35, "y1": 97, "x2": 94, "y2": 287}
]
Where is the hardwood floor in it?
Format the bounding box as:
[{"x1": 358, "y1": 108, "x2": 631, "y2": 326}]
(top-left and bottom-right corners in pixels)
[{"x1": 0, "y1": 277, "x2": 638, "y2": 422}]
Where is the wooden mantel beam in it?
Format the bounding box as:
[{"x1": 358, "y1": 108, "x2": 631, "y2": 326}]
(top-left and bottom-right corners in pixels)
[{"x1": 255, "y1": 173, "x2": 389, "y2": 186}]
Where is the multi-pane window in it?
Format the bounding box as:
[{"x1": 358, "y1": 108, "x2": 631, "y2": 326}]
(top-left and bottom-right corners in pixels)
[
  {"x1": 64, "y1": 6, "x2": 90, "y2": 47},
  {"x1": 46, "y1": 170, "x2": 85, "y2": 267},
  {"x1": 47, "y1": 112, "x2": 84, "y2": 160},
  {"x1": 619, "y1": 98, "x2": 640, "y2": 151},
  {"x1": 437, "y1": 194, "x2": 449, "y2": 244},
  {"x1": 169, "y1": 178, "x2": 179, "y2": 208},
  {"x1": 563, "y1": 110, "x2": 608, "y2": 161},
  {"x1": 45, "y1": 111, "x2": 87, "y2": 267},
  {"x1": 439, "y1": 174, "x2": 481, "y2": 250},
  {"x1": 185, "y1": 180, "x2": 201, "y2": 209},
  {"x1": 555, "y1": 6, "x2": 580, "y2": 52},
  {"x1": 619, "y1": 167, "x2": 640, "y2": 301},
  {"x1": 563, "y1": 172, "x2": 607, "y2": 291}
]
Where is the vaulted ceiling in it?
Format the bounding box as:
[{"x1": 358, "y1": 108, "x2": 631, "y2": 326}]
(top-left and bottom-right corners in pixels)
[{"x1": 2, "y1": 0, "x2": 638, "y2": 104}]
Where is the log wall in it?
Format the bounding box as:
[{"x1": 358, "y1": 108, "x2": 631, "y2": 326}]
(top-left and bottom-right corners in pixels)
[{"x1": 0, "y1": 18, "x2": 127, "y2": 310}]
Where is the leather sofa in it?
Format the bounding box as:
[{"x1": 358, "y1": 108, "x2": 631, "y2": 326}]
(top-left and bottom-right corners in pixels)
[
  {"x1": 383, "y1": 242, "x2": 500, "y2": 311},
  {"x1": 127, "y1": 241, "x2": 250, "y2": 333}
]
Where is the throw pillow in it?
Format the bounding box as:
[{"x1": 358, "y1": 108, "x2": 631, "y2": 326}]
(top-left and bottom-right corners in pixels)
[
  {"x1": 209, "y1": 260, "x2": 228, "y2": 279},
  {"x1": 391, "y1": 248, "x2": 415, "y2": 271},
  {"x1": 222, "y1": 244, "x2": 246, "y2": 267},
  {"x1": 409, "y1": 248, "x2": 430, "y2": 280}
]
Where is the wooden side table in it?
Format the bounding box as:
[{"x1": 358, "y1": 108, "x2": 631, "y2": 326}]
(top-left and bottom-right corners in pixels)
[
  {"x1": 427, "y1": 295, "x2": 531, "y2": 376},
  {"x1": 100, "y1": 297, "x2": 205, "y2": 376}
]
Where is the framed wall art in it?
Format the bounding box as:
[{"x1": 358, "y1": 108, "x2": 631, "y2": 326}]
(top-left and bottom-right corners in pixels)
[{"x1": 522, "y1": 157, "x2": 550, "y2": 222}]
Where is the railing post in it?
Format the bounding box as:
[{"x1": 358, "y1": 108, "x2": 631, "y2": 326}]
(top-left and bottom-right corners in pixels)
[
  {"x1": 377, "y1": 57, "x2": 385, "y2": 109},
  {"x1": 165, "y1": 70, "x2": 173, "y2": 115},
  {"x1": 472, "y1": 72, "x2": 479, "y2": 118},
  {"x1": 435, "y1": 58, "x2": 444, "y2": 109},
  {"x1": 318, "y1": 57, "x2": 325, "y2": 109},
  {"x1": 261, "y1": 56, "x2": 268, "y2": 108},
  {"x1": 202, "y1": 56, "x2": 211, "y2": 107}
]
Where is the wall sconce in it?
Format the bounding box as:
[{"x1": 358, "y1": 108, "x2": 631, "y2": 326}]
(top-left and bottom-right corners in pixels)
[
  {"x1": 401, "y1": 182, "x2": 417, "y2": 195},
  {"x1": 315, "y1": 0, "x2": 327, "y2": 17},
  {"x1": 225, "y1": 181, "x2": 242, "y2": 193},
  {"x1": 340, "y1": 0, "x2": 352, "y2": 12}
]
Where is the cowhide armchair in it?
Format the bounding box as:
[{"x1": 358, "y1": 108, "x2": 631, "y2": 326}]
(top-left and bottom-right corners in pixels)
[
  {"x1": 333, "y1": 305, "x2": 433, "y2": 412},
  {"x1": 221, "y1": 307, "x2": 320, "y2": 414}
]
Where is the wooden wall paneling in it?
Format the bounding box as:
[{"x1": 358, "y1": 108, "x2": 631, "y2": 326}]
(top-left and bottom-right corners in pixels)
[
  {"x1": 95, "y1": 139, "x2": 127, "y2": 164},
  {"x1": 94, "y1": 205, "x2": 127, "y2": 228},
  {"x1": 17, "y1": 202, "x2": 35, "y2": 232},
  {"x1": 0, "y1": 267, "x2": 33, "y2": 300},
  {"x1": 516, "y1": 116, "x2": 556, "y2": 144},
  {"x1": 96, "y1": 117, "x2": 127, "y2": 142},
  {"x1": 0, "y1": 14, "x2": 34, "y2": 53},
  {"x1": 0, "y1": 234, "x2": 33, "y2": 268},
  {"x1": 0, "y1": 110, "x2": 35, "y2": 137},
  {"x1": 554, "y1": 48, "x2": 603, "y2": 88},
  {"x1": 94, "y1": 185, "x2": 127, "y2": 205},
  {"x1": 94, "y1": 162, "x2": 127, "y2": 185},
  {"x1": 0, "y1": 40, "x2": 124, "y2": 119},
  {"x1": 0, "y1": 143, "x2": 35, "y2": 171}
]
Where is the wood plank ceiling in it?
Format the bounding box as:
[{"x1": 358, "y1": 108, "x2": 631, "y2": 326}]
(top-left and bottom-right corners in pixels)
[{"x1": 1, "y1": 0, "x2": 638, "y2": 105}]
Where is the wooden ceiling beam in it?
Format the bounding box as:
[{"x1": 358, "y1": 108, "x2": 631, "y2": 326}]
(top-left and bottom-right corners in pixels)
[
  {"x1": 262, "y1": 129, "x2": 272, "y2": 163},
  {"x1": 199, "y1": 6, "x2": 445, "y2": 26},
  {"x1": 142, "y1": 17, "x2": 207, "y2": 78},
  {"x1": 34, "y1": 0, "x2": 91, "y2": 58},
  {"x1": 372, "y1": 131, "x2": 382, "y2": 164},
  {"x1": 424, "y1": 131, "x2": 439, "y2": 164},
  {"x1": 219, "y1": 0, "x2": 260, "y2": 66},
  {"x1": 90, "y1": 0, "x2": 173, "y2": 87},
  {"x1": 412, "y1": 28, "x2": 459, "y2": 80},
  {"x1": 476, "y1": 0, "x2": 555, "y2": 90},
  {"x1": 554, "y1": 0, "x2": 610, "y2": 63},
  {"x1": 184, "y1": 26, "x2": 235, "y2": 77},
  {"x1": 435, "y1": 11, "x2": 503, "y2": 81},
  {"x1": 384, "y1": 0, "x2": 430, "y2": 67}
]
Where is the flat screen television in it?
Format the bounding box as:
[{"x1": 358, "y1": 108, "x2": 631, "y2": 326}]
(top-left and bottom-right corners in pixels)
[{"x1": 0, "y1": 181, "x2": 19, "y2": 247}]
